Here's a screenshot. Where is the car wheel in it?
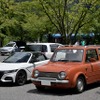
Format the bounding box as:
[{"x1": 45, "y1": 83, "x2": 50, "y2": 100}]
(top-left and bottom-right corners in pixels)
[
  {"x1": 1, "y1": 53, "x2": 4, "y2": 56},
  {"x1": 15, "y1": 70, "x2": 27, "y2": 86},
  {"x1": 75, "y1": 76, "x2": 85, "y2": 93},
  {"x1": 36, "y1": 86, "x2": 45, "y2": 91}
]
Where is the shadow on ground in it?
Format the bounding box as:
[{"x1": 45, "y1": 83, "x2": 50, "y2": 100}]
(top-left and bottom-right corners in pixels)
[
  {"x1": 27, "y1": 82, "x2": 100, "y2": 96},
  {"x1": 0, "y1": 81, "x2": 32, "y2": 87},
  {"x1": 27, "y1": 88, "x2": 74, "y2": 96}
]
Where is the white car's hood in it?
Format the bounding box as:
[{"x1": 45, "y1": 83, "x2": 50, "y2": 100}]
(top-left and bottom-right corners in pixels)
[
  {"x1": 0, "y1": 47, "x2": 13, "y2": 50},
  {"x1": 0, "y1": 63, "x2": 33, "y2": 71}
]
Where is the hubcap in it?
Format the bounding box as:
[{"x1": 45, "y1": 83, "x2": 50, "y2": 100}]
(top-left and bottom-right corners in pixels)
[
  {"x1": 77, "y1": 79, "x2": 84, "y2": 92},
  {"x1": 17, "y1": 72, "x2": 26, "y2": 85}
]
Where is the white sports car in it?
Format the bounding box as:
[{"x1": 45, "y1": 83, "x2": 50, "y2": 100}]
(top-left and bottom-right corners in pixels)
[{"x1": 0, "y1": 52, "x2": 49, "y2": 85}]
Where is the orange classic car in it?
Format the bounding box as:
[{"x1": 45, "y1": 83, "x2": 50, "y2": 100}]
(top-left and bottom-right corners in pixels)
[{"x1": 31, "y1": 45, "x2": 100, "y2": 93}]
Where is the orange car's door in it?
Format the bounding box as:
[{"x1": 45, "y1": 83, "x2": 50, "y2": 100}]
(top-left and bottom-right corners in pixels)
[
  {"x1": 90, "y1": 61, "x2": 100, "y2": 81},
  {"x1": 85, "y1": 49, "x2": 100, "y2": 83},
  {"x1": 84, "y1": 63, "x2": 96, "y2": 84}
]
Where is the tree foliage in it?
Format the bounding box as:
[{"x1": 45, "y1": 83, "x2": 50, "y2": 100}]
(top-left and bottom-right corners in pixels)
[
  {"x1": 0, "y1": 0, "x2": 53, "y2": 43},
  {"x1": 0, "y1": 0, "x2": 100, "y2": 44},
  {"x1": 37, "y1": 0, "x2": 100, "y2": 44}
]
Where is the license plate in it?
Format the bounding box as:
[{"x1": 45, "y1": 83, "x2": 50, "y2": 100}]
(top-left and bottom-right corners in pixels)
[{"x1": 41, "y1": 80, "x2": 51, "y2": 86}]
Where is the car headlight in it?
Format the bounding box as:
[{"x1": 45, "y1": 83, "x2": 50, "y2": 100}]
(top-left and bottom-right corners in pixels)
[
  {"x1": 58, "y1": 71, "x2": 66, "y2": 80},
  {"x1": 4, "y1": 69, "x2": 18, "y2": 74},
  {"x1": 34, "y1": 70, "x2": 39, "y2": 78}
]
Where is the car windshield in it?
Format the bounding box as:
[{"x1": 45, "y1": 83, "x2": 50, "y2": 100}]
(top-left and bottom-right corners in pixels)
[
  {"x1": 25, "y1": 45, "x2": 47, "y2": 52},
  {"x1": 3, "y1": 52, "x2": 31, "y2": 63},
  {"x1": 51, "y1": 49, "x2": 83, "y2": 62},
  {"x1": 5, "y1": 42, "x2": 15, "y2": 47}
]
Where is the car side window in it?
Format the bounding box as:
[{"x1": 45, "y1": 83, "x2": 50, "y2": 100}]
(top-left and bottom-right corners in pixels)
[
  {"x1": 50, "y1": 44, "x2": 59, "y2": 52},
  {"x1": 30, "y1": 54, "x2": 38, "y2": 63},
  {"x1": 36, "y1": 54, "x2": 46, "y2": 61},
  {"x1": 98, "y1": 48, "x2": 100, "y2": 55},
  {"x1": 42, "y1": 45, "x2": 47, "y2": 52},
  {"x1": 86, "y1": 49, "x2": 98, "y2": 62},
  {"x1": 30, "y1": 53, "x2": 46, "y2": 63}
]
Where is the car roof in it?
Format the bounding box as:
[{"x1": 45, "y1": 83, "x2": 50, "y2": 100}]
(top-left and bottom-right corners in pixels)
[
  {"x1": 57, "y1": 45, "x2": 100, "y2": 50},
  {"x1": 27, "y1": 42, "x2": 61, "y2": 45}
]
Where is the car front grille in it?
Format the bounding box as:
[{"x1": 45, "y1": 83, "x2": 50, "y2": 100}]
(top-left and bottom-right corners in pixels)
[
  {"x1": 38, "y1": 72, "x2": 58, "y2": 79},
  {"x1": 0, "y1": 71, "x2": 4, "y2": 79},
  {"x1": 1, "y1": 49, "x2": 7, "y2": 51}
]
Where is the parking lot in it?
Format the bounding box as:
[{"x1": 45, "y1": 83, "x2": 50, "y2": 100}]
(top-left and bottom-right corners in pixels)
[{"x1": 0, "y1": 56, "x2": 100, "y2": 100}]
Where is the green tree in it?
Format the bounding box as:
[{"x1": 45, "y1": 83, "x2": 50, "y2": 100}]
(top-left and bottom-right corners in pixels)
[
  {"x1": 37, "y1": 0, "x2": 100, "y2": 44},
  {"x1": 15, "y1": 0, "x2": 55, "y2": 42},
  {"x1": 0, "y1": 0, "x2": 54, "y2": 43},
  {"x1": 0, "y1": 0, "x2": 15, "y2": 45}
]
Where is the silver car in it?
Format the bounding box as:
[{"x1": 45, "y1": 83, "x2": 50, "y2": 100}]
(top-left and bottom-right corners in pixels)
[{"x1": 0, "y1": 42, "x2": 19, "y2": 56}]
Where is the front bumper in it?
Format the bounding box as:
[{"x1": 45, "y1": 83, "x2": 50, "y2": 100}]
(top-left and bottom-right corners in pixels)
[
  {"x1": 0, "y1": 51, "x2": 11, "y2": 55},
  {"x1": 0, "y1": 72, "x2": 16, "y2": 83},
  {"x1": 31, "y1": 77, "x2": 69, "y2": 87}
]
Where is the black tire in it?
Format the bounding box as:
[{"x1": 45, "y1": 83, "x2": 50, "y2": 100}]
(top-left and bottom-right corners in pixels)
[
  {"x1": 75, "y1": 76, "x2": 85, "y2": 93},
  {"x1": 15, "y1": 70, "x2": 27, "y2": 86},
  {"x1": 1, "y1": 53, "x2": 4, "y2": 56},
  {"x1": 36, "y1": 86, "x2": 45, "y2": 91}
]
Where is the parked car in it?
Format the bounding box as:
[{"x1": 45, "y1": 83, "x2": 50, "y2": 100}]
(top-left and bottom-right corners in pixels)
[
  {"x1": 0, "y1": 41, "x2": 26, "y2": 56},
  {"x1": 31, "y1": 45, "x2": 100, "y2": 93},
  {"x1": 25, "y1": 43, "x2": 63, "y2": 59},
  {"x1": 0, "y1": 52, "x2": 49, "y2": 85}
]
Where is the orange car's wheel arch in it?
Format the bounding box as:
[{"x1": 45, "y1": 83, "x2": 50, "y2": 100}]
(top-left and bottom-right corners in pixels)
[{"x1": 71, "y1": 73, "x2": 87, "y2": 88}]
